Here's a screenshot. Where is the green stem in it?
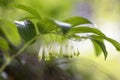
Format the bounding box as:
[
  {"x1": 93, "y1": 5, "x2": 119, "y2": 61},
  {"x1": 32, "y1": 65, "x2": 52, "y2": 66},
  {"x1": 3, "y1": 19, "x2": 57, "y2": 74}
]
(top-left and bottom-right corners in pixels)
[
  {"x1": 0, "y1": 61, "x2": 9, "y2": 74},
  {"x1": 0, "y1": 37, "x2": 37, "y2": 74},
  {"x1": 0, "y1": 51, "x2": 11, "y2": 74},
  {"x1": 11, "y1": 37, "x2": 36, "y2": 59}
]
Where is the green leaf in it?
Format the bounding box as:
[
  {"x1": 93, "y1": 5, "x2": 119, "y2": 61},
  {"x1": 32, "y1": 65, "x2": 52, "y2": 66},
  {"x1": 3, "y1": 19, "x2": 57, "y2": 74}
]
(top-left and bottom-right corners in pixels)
[
  {"x1": 15, "y1": 20, "x2": 36, "y2": 43},
  {"x1": 37, "y1": 18, "x2": 57, "y2": 34},
  {"x1": 93, "y1": 40, "x2": 107, "y2": 59},
  {"x1": 67, "y1": 26, "x2": 106, "y2": 37},
  {"x1": 0, "y1": 36, "x2": 9, "y2": 51},
  {"x1": 91, "y1": 35, "x2": 120, "y2": 51},
  {"x1": 91, "y1": 39, "x2": 102, "y2": 56},
  {"x1": 54, "y1": 20, "x2": 71, "y2": 34},
  {"x1": 90, "y1": 36, "x2": 108, "y2": 59},
  {"x1": 63, "y1": 16, "x2": 92, "y2": 27},
  {"x1": 0, "y1": 19, "x2": 21, "y2": 47},
  {"x1": 105, "y1": 37, "x2": 120, "y2": 51},
  {"x1": 12, "y1": 4, "x2": 41, "y2": 19}
]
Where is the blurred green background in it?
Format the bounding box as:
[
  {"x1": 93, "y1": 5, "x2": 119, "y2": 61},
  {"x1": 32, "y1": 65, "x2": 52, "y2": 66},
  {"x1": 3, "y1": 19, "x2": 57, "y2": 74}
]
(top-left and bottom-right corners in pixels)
[{"x1": 1, "y1": 0, "x2": 120, "y2": 80}]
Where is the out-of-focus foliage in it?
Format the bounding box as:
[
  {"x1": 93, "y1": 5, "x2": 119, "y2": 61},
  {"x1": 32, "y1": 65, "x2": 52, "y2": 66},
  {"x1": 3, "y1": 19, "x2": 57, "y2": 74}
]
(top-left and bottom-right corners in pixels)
[
  {"x1": 0, "y1": 0, "x2": 14, "y2": 7},
  {"x1": 22, "y1": 0, "x2": 73, "y2": 19},
  {"x1": 0, "y1": 0, "x2": 74, "y2": 20},
  {"x1": 0, "y1": 19, "x2": 21, "y2": 47},
  {"x1": 69, "y1": 58, "x2": 117, "y2": 80}
]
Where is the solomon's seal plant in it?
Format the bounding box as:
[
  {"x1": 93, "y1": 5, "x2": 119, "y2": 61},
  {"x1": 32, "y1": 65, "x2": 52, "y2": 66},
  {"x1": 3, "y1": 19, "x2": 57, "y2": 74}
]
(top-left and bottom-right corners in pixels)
[{"x1": 0, "y1": 4, "x2": 120, "y2": 80}]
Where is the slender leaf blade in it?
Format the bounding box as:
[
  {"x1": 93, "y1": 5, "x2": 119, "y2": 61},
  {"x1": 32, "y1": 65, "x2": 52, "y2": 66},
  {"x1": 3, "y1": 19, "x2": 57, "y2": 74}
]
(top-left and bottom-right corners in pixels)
[
  {"x1": 93, "y1": 40, "x2": 107, "y2": 59},
  {"x1": 105, "y1": 37, "x2": 120, "y2": 51},
  {"x1": 90, "y1": 35, "x2": 108, "y2": 59},
  {"x1": 67, "y1": 26, "x2": 106, "y2": 37},
  {"x1": 63, "y1": 16, "x2": 92, "y2": 26},
  {"x1": 91, "y1": 40, "x2": 102, "y2": 56},
  {"x1": 91, "y1": 35, "x2": 120, "y2": 51}
]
